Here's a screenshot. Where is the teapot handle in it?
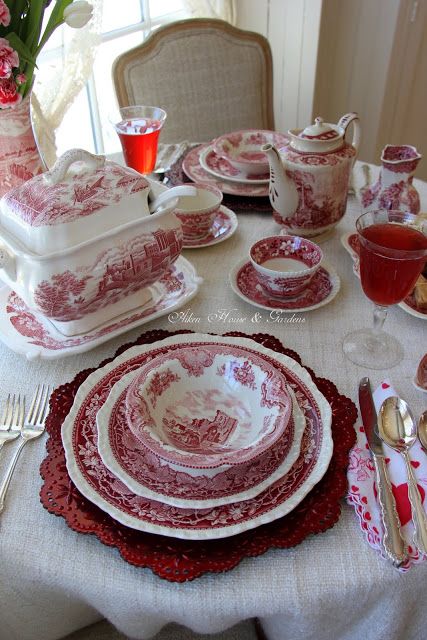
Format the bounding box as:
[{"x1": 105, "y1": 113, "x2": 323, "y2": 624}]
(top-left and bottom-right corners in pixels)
[
  {"x1": 43, "y1": 149, "x2": 105, "y2": 185},
  {"x1": 337, "y1": 113, "x2": 361, "y2": 157}
]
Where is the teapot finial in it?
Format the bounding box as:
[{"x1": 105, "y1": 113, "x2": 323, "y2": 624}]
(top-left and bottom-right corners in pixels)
[{"x1": 315, "y1": 117, "x2": 324, "y2": 126}]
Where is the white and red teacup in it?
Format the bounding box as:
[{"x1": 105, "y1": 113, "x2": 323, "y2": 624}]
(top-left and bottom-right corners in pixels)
[
  {"x1": 250, "y1": 235, "x2": 323, "y2": 298},
  {"x1": 174, "y1": 182, "x2": 223, "y2": 240}
]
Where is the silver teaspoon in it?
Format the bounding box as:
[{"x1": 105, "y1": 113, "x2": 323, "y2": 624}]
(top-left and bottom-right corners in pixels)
[
  {"x1": 379, "y1": 397, "x2": 427, "y2": 555},
  {"x1": 418, "y1": 411, "x2": 427, "y2": 452}
]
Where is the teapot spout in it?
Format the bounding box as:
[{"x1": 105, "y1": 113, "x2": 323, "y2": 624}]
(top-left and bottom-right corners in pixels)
[{"x1": 262, "y1": 143, "x2": 299, "y2": 218}]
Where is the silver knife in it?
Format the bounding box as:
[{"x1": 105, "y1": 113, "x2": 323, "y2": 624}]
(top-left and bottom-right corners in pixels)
[{"x1": 358, "y1": 377, "x2": 407, "y2": 566}]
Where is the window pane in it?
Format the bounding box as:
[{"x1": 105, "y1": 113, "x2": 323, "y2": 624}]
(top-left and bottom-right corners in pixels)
[
  {"x1": 149, "y1": 0, "x2": 185, "y2": 19},
  {"x1": 56, "y1": 90, "x2": 95, "y2": 156},
  {"x1": 101, "y1": 0, "x2": 143, "y2": 33},
  {"x1": 93, "y1": 33, "x2": 145, "y2": 154}
]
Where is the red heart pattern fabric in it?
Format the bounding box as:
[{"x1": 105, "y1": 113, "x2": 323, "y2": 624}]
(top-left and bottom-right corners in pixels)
[{"x1": 347, "y1": 379, "x2": 427, "y2": 571}]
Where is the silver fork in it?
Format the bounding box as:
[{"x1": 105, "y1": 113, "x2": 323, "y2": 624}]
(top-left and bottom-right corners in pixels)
[
  {"x1": 0, "y1": 384, "x2": 51, "y2": 514},
  {"x1": 0, "y1": 394, "x2": 24, "y2": 452}
]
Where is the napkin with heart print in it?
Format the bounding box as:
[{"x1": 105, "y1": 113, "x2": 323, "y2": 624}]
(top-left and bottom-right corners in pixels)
[{"x1": 347, "y1": 380, "x2": 427, "y2": 570}]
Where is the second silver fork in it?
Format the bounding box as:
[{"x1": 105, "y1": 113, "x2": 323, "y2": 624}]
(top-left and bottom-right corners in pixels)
[
  {"x1": 0, "y1": 384, "x2": 51, "y2": 515},
  {"x1": 0, "y1": 394, "x2": 24, "y2": 452}
]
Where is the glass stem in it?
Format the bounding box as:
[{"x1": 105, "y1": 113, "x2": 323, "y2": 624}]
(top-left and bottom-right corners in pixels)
[{"x1": 372, "y1": 304, "x2": 388, "y2": 334}]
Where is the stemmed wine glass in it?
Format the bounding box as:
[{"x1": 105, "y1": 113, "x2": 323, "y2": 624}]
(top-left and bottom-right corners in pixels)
[{"x1": 342, "y1": 210, "x2": 427, "y2": 369}]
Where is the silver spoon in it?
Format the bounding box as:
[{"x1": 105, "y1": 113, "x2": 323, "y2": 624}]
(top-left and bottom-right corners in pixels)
[
  {"x1": 379, "y1": 397, "x2": 427, "y2": 555},
  {"x1": 418, "y1": 410, "x2": 427, "y2": 452}
]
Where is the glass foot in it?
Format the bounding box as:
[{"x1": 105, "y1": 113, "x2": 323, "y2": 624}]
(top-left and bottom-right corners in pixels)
[{"x1": 342, "y1": 328, "x2": 404, "y2": 369}]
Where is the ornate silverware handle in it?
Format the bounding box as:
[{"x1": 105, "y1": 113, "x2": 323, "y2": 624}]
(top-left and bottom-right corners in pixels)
[
  {"x1": 374, "y1": 454, "x2": 407, "y2": 566},
  {"x1": 403, "y1": 452, "x2": 427, "y2": 555}
]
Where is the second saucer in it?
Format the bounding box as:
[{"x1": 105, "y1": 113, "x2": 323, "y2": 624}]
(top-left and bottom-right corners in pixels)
[
  {"x1": 230, "y1": 259, "x2": 340, "y2": 312},
  {"x1": 183, "y1": 206, "x2": 238, "y2": 249}
]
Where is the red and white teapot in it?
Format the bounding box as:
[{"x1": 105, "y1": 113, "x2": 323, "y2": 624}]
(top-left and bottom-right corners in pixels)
[{"x1": 263, "y1": 113, "x2": 361, "y2": 237}]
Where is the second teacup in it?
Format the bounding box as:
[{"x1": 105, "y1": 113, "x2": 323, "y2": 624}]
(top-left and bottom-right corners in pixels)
[
  {"x1": 174, "y1": 182, "x2": 223, "y2": 240},
  {"x1": 250, "y1": 235, "x2": 323, "y2": 298}
]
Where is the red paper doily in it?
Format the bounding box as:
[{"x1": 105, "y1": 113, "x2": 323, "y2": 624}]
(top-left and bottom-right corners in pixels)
[{"x1": 40, "y1": 330, "x2": 357, "y2": 582}]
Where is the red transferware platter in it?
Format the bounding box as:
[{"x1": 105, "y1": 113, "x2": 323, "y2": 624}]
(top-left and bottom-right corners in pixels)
[{"x1": 40, "y1": 330, "x2": 357, "y2": 582}]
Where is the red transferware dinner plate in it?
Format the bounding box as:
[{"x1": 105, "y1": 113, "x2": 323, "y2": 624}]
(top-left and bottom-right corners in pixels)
[{"x1": 40, "y1": 330, "x2": 357, "y2": 582}]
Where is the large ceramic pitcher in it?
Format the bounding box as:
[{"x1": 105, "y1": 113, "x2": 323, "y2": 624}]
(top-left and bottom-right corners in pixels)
[{"x1": 263, "y1": 113, "x2": 360, "y2": 237}]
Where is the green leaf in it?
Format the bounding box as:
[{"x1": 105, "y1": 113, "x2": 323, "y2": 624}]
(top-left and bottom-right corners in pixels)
[
  {"x1": 24, "y1": 0, "x2": 46, "y2": 52},
  {"x1": 4, "y1": 32, "x2": 37, "y2": 69},
  {"x1": 36, "y1": 0, "x2": 73, "y2": 56}
]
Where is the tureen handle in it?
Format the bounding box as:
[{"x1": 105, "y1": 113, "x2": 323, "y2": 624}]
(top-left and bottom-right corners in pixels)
[
  {"x1": 43, "y1": 149, "x2": 106, "y2": 185},
  {"x1": 0, "y1": 246, "x2": 16, "y2": 280},
  {"x1": 337, "y1": 113, "x2": 361, "y2": 157}
]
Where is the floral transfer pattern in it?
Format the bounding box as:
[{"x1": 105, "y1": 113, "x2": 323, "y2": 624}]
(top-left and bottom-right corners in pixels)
[
  {"x1": 109, "y1": 388, "x2": 295, "y2": 501},
  {"x1": 32, "y1": 227, "x2": 182, "y2": 321},
  {"x1": 274, "y1": 165, "x2": 350, "y2": 230},
  {"x1": 145, "y1": 368, "x2": 180, "y2": 408},
  {"x1": 182, "y1": 145, "x2": 269, "y2": 197},
  {"x1": 360, "y1": 145, "x2": 421, "y2": 214},
  {"x1": 40, "y1": 330, "x2": 356, "y2": 580},
  {"x1": 125, "y1": 345, "x2": 293, "y2": 468},
  {"x1": 0, "y1": 96, "x2": 44, "y2": 197},
  {"x1": 68, "y1": 341, "x2": 325, "y2": 534},
  {"x1": 3, "y1": 160, "x2": 149, "y2": 227},
  {"x1": 4, "y1": 260, "x2": 192, "y2": 351},
  {"x1": 236, "y1": 262, "x2": 333, "y2": 310}
]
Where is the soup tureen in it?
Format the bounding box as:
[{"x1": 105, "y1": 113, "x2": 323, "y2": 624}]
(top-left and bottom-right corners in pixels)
[{"x1": 0, "y1": 149, "x2": 184, "y2": 336}]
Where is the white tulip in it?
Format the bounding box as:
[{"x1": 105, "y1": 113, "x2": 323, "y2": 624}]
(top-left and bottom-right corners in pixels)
[{"x1": 63, "y1": 1, "x2": 93, "y2": 29}]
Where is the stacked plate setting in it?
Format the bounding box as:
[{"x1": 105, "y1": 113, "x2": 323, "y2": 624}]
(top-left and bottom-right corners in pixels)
[
  {"x1": 182, "y1": 130, "x2": 289, "y2": 198},
  {"x1": 61, "y1": 334, "x2": 333, "y2": 540}
]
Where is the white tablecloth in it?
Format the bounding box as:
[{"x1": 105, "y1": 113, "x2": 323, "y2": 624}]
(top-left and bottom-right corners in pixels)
[{"x1": 0, "y1": 162, "x2": 426, "y2": 640}]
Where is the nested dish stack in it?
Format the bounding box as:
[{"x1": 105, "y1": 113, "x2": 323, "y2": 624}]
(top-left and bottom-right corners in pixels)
[
  {"x1": 60, "y1": 333, "x2": 334, "y2": 539},
  {"x1": 181, "y1": 129, "x2": 289, "y2": 198}
]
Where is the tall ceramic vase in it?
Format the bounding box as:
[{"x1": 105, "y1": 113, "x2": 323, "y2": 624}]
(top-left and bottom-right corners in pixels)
[
  {"x1": 0, "y1": 96, "x2": 45, "y2": 197},
  {"x1": 360, "y1": 144, "x2": 421, "y2": 214}
]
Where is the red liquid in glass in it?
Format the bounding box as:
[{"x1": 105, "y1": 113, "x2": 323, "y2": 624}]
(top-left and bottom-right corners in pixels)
[
  {"x1": 116, "y1": 117, "x2": 162, "y2": 174},
  {"x1": 359, "y1": 223, "x2": 427, "y2": 305}
]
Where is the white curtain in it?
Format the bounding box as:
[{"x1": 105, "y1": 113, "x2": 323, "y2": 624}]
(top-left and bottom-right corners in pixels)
[
  {"x1": 32, "y1": 0, "x2": 103, "y2": 168},
  {"x1": 182, "y1": 0, "x2": 237, "y2": 25},
  {"x1": 31, "y1": 0, "x2": 236, "y2": 169}
]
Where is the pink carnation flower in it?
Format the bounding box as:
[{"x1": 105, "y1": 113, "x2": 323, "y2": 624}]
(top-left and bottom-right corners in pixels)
[
  {"x1": 0, "y1": 38, "x2": 19, "y2": 79},
  {"x1": 0, "y1": 77, "x2": 22, "y2": 108},
  {"x1": 0, "y1": 0, "x2": 10, "y2": 27}
]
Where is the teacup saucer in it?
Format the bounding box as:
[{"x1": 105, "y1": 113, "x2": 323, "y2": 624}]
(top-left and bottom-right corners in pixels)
[
  {"x1": 183, "y1": 206, "x2": 238, "y2": 249},
  {"x1": 230, "y1": 259, "x2": 340, "y2": 312}
]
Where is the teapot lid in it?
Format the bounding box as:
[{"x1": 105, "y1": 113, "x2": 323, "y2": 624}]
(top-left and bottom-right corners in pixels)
[
  {"x1": 298, "y1": 117, "x2": 341, "y2": 142},
  {"x1": 289, "y1": 117, "x2": 343, "y2": 153}
]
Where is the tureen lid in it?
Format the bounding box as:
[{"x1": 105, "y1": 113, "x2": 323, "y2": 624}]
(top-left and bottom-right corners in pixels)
[{"x1": 0, "y1": 149, "x2": 151, "y2": 255}]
